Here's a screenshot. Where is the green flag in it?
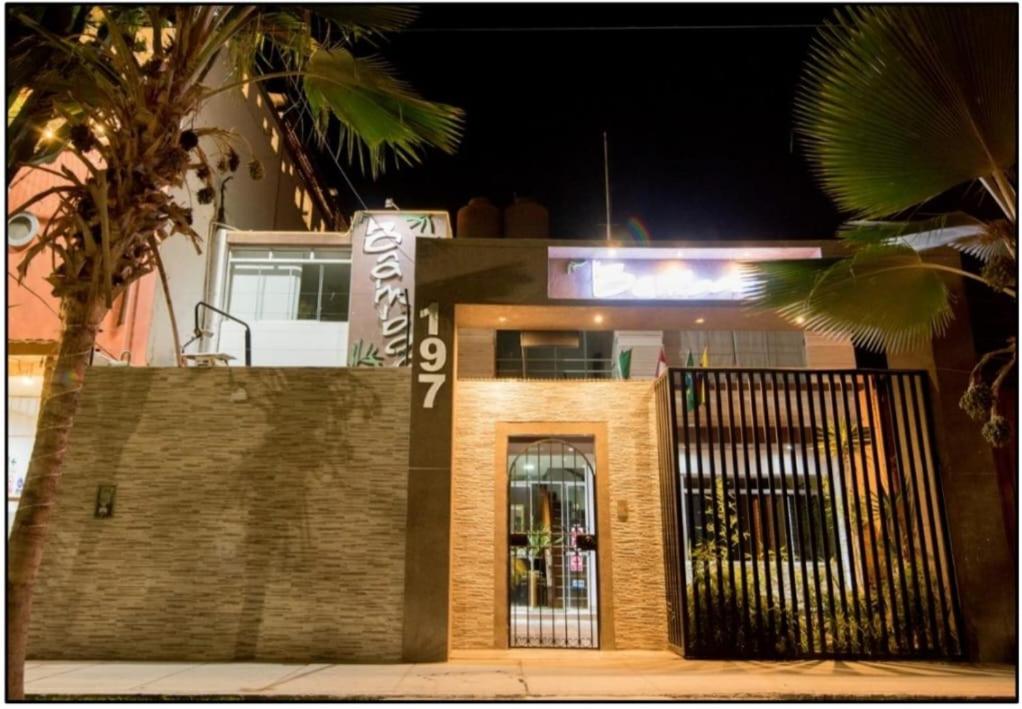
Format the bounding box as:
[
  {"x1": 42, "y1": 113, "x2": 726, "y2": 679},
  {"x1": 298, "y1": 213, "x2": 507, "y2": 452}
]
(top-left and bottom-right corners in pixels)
[
  {"x1": 618, "y1": 348, "x2": 633, "y2": 380},
  {"x1": 685, "y1": 351, "x2": 697, "y2": 410}
]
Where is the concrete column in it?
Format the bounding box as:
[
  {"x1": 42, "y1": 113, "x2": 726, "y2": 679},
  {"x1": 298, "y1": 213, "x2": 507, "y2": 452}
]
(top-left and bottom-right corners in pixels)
[
  {"x1": 804, "y1": 332, "x2": 856, "y2": 369},
  {"x1": 887, "y1": 250, "x2": 1015, "y2": 661},
  {"x1": 402, "y1": 293, "x2": 456, "y2": 661},
  {"x1": 457, "y1": 328, "x2": 496, "y2": 378}
]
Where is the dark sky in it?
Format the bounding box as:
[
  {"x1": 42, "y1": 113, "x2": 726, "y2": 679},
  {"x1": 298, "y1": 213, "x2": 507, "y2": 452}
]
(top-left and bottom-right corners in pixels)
[{"x1": 328, "y1": 3, "x2": 845, "y2": 241}]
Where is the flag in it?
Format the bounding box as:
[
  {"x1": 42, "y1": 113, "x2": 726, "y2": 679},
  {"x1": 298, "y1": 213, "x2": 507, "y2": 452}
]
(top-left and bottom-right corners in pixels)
[
  {"x1": 655, "y1": 346, "x2": 669, "y2": 378},
  {"x1": 618, "y1": 347, "x2": 632, "y2": 380},
  {"x1": 699, "y1": 345, "x2": 709, "y2": 404},
  {"x1": 685, "y1": 350, "x2": 697, "y2": 410}
]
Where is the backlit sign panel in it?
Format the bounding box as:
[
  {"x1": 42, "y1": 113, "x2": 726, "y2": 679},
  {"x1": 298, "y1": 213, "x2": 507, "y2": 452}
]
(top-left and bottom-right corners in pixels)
[{"x1": 549, "y1": 256, "x2": 749, "y2": 301}]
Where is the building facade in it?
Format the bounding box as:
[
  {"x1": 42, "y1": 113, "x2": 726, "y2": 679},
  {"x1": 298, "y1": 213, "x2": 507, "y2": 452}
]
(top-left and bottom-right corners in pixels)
[
  {"x1": 18, "y1": 219, "x2": 1016, "y2": 665},
  {"x1": 6, "y1": 58, "x2": 339, "y2": 528}
]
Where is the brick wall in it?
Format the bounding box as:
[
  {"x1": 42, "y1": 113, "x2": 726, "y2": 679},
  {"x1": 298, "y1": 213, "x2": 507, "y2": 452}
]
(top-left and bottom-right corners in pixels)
[
  {"x1": 28, "y1": 367, "x2": 410, "y2": 662},
  {"x1": 451, "y1": 380, "x2": 668, "y2": 650}
]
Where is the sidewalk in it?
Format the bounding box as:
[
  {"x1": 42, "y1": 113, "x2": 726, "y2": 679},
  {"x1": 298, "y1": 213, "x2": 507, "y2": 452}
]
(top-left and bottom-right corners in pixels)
[{"x1": 26, "y1": 650, "x2": 1017, "y2": 700}]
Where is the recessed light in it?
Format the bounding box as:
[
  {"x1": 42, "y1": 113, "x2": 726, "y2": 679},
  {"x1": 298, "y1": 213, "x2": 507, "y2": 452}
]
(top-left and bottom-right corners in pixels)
[
  {"x1": 795, "y1": 316, "x2": 806, "y2": 325},
  {"x1": 695, "y1": 317, "x2": 705, "y2": 325},
  {"x1": 593, "y1": 314, "x2": 604, "y2": 324},
  {"x1": 498, "y1": 316, "x2": 507, "y2": 323}
]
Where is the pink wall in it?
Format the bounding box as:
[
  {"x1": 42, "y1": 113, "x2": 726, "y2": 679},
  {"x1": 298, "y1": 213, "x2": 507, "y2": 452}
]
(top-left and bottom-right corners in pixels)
[{"x1": 8, "y1": 155, "x2": 156, "y2": 365}]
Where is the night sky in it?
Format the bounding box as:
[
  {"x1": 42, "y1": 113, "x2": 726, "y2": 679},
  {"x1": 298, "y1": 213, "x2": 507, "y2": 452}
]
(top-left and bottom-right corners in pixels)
[{"x1": 327, "y1": 3, "x2": 845, "y2": 241}]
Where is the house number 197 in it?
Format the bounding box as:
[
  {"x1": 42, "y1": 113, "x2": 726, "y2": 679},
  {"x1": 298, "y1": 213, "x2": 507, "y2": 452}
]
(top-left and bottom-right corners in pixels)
[{"x1": 418, "y1": 302, "x2": 446, "y2": 409}]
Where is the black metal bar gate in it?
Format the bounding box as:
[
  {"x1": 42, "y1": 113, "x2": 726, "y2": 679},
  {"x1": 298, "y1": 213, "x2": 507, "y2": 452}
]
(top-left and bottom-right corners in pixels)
[{"x1": 655, "y1": 368, "x2": 964, "y2": 659}]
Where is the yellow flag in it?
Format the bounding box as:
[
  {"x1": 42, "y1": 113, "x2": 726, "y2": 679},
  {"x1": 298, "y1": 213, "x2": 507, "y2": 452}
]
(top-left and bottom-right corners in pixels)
[{"x1": 700, "y1": 345, "x2": 709, "y2": 368}]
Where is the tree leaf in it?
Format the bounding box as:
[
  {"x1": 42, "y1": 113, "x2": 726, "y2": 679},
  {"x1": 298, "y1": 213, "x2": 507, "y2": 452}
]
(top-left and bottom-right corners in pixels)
[
  {"x1": 797, "y1": 6, "x2": 1017, "y2": 217},
  {"x1": 747, "y1": 245, "x2": 954, "y2": 353},
  {"x1": 303, "y1": 47, "x2": 464, "y2": 176}
]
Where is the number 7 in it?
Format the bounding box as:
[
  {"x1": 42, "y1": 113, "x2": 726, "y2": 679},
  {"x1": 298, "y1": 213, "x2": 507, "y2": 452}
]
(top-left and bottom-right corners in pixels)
[{"x1": 418, "y1": 372, "x2": 445, "y2": 409}]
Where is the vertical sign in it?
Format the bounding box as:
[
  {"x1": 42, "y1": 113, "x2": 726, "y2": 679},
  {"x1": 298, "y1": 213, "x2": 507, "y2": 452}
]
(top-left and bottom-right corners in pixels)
[{"x1": 348, "y1": 211, "x2": 450, "y2": 367}]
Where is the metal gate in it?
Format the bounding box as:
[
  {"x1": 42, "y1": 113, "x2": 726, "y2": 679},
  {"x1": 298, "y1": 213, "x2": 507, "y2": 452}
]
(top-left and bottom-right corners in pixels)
[
  {"x1": 508, "y1": 437, "x2": 599, "y2": 648},
  {"x1": 655, "y1": 369, "x2": 964, "y2": 659}
]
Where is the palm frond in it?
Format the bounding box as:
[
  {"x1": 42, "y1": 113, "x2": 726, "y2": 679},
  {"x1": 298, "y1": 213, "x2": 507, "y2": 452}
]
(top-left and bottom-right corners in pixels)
[
  {"x1": 836, "y1": 213, "x2": 1015, "y2": 263},
  {"x1": 312, "y1": 5, "x2": 418, "y2": 42},
  {"x1": 747, "y1": 246, "x2": 954, "y2": 353},
  {"x1": 303, "y1": 47, "x2": 464, "y2": 176},
  {"x1": 797, "y1": 5, "x2": 1017, "y2": 217}
]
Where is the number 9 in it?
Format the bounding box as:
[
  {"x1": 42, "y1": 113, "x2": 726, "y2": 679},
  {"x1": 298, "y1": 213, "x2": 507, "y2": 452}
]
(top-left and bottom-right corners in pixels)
[{"x1": 419, "y1": 337, "x2": 447, "y2": 372}]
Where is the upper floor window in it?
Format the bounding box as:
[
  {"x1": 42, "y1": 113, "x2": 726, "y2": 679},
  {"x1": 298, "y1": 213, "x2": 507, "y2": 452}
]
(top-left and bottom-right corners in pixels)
[
  {"x1": 227, "y1": 248, "x2": 351, "y2": 323},
  {"x1": 496, "y1": 331, "x2": 614, "y2": 379}
]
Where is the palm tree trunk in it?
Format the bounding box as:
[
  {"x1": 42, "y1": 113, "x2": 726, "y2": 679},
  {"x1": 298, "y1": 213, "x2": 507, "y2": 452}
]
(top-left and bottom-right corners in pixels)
[{"x1": 6, "y1": 296, "x2": 105, "y2": 699}]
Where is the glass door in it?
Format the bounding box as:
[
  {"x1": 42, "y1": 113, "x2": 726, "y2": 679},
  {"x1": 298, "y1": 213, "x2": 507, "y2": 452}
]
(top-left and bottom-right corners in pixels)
[{"x1": 508, "y1": 436, "x2": 598, "y2": 648}]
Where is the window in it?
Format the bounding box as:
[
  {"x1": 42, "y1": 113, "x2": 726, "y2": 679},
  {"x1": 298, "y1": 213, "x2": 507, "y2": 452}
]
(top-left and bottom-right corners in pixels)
[
  {"x1": 683, "y1": 478, "x2": 837, "y2": 563},
  {"x1": 496, "y1": 331, "x2": 614, "y2": 379},
  {"x1": 227, "y1": 248, "x2": 351, "y2": 322},
  {"x1": 8, "y1": 212, "x2": 39, "y2": 248},
  {"x1": 677, "y1": 330, "x2": 806, "y2": 368}
]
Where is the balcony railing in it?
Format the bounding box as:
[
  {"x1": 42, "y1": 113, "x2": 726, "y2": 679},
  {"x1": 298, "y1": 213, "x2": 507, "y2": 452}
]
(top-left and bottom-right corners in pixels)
[{"x1": 654, "y1": 368, "x2": 963, "y2": 660}]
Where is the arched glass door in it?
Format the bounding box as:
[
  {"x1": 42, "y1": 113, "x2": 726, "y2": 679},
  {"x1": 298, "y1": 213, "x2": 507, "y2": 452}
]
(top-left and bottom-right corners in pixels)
[{"x1": 508, "y1": 437, "x2": 598, "y2": 648}]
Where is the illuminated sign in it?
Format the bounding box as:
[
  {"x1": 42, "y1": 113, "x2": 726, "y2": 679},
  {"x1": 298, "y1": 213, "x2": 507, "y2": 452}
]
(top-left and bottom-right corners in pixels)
[
  {"x1": 548, "y1": 257, "x2": 749, "y2": 301},
  {"x1": 591, "y1": 260, "x2": 746, "y2": 300}
]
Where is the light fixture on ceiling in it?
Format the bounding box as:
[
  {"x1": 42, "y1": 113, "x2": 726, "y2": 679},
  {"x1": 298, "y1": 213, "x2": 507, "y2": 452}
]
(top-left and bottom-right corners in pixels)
[
  {"x1": 498, "y1": 316, "x2": 508, "y2": 324},
  {"x1": 695, "y1": 317, "x2": 705, "y2": 325},
  {"x1": 795, "y1": 315, "x2": 806, "y2": 325},
  {"x1": 593, "y1": 313, "x2": 604, "y2": 324}
]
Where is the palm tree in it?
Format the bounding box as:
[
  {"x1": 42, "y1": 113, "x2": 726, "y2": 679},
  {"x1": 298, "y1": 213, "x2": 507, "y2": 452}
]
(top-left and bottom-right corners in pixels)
[
  {"x1": 748, "y1": 6, "x2": 1016, "y2": 446},
  {"x1": 5, "y1": 6, "x2": 463, "y2": 698}
]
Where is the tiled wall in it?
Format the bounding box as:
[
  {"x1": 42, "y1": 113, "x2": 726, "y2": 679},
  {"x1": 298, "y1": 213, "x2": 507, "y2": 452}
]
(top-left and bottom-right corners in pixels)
[
  {"x1": 450, "y1": 380, "x2": 668, "y2": 650},
  {"x1": 28, "y1": 367, "x2": 410, "y2": 662}
]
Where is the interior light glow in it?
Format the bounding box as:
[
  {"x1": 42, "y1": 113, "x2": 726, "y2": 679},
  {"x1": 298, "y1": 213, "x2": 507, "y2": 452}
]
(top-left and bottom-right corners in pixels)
[
  {"x1": 795, "y1": 316, "x2": 806, "y2": 325},
  {"x1": 593, "y1": 313, "x2": 604, "y2": 324},
  {"x1": 695, "y1": 317, "x2": 705, "y2": 325}
]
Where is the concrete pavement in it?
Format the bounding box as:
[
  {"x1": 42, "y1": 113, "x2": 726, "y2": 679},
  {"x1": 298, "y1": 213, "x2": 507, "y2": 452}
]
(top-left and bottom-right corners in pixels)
[{"x1": 25, "y1": 650, "x2": 1017, "y2": 700}]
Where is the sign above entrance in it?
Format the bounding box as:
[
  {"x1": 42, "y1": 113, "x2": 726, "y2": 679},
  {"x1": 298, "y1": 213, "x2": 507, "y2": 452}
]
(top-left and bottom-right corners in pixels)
[
  {"x1": 550, "y1": 257, "x2": 748, "y2": 301},
  {"x1": 547, "y1": 245, "x2": 821, "y2": 302}
]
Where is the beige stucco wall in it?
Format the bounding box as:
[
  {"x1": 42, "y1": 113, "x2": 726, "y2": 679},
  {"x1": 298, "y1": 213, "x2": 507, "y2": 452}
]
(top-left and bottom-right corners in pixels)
[
  {"x1": 450, "y1": 379, "x2": 668, "y2": 650},
  {"x1": 28, "y1": 367, "x2": 410, "y2": 663},
  {"x1": 146, "y1": 57, "x2": 330, "y2": 366}
]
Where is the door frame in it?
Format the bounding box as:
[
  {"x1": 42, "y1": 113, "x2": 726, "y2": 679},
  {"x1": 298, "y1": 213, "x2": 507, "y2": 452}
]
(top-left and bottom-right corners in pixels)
[{"x1": 494, "y1": 421, "x2": 616, "y2": 650}]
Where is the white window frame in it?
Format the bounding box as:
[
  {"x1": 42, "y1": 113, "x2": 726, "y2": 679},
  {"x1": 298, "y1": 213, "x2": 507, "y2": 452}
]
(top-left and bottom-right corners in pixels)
[{"x1": 226, "y1": 247, "x2": 352, "y2": 323}]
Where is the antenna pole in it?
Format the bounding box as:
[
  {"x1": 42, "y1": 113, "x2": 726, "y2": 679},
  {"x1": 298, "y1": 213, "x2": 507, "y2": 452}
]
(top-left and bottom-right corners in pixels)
[{"x1": 603, "y1": 131, "x2": 612, "y2": 241}]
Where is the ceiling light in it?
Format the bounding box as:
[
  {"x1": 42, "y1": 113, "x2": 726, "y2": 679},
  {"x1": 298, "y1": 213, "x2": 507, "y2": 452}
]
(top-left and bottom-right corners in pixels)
[
  {"x1": 607, "y1": 248, "x2": 617, "y2": 257},
  {"x1": 498, "y1": 316, "x2": 507, "y2": 323},
  {"x1": 795, "y1": 316, "x2": 806, "y2": 325},
  {"x1": 695, "y1": 317, "x2": 705, "y2": 325},
  {"x1": 593, "y1": 314, "x2": 604, "y2": 324}
]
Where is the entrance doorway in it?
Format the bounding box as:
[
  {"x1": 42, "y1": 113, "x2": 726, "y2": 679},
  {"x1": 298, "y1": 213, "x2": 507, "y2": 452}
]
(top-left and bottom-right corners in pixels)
[{"x1": 507, "y1": 436, "x2": 599, "y2": 648}]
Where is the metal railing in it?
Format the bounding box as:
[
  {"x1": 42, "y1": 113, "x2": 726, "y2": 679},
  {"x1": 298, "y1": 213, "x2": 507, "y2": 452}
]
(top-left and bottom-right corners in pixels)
[
  {"x1": 495, "y1": 356, "x2": 615, "y2": 380},
  {"x1": 655, "y1": 368, "x2": 963, "y2": 659}
]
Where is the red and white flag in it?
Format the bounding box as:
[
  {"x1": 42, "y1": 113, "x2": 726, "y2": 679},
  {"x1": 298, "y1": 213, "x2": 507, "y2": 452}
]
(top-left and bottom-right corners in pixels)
[{"x1": 655, "y1": 346, "x2": 669, "y2": 378}]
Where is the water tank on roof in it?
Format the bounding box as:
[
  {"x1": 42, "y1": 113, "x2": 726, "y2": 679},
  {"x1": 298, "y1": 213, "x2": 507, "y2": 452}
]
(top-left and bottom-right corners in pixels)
[
  {"x1": 456, "y1": 197, "x2": 501, "y2": 238},
  {"x1": 504, "y1": 197, "x2": 549, "y2": 239}
]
